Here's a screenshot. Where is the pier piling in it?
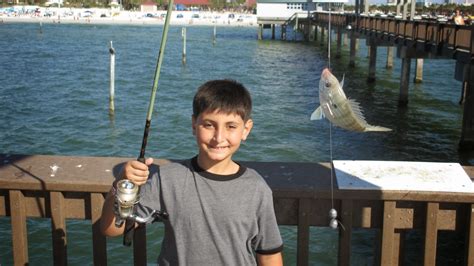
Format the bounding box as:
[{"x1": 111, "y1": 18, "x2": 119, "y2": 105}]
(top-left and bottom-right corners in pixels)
[
  {"x1": 213, "y1": 25, "x2": 216, "y2": 45},
  {"x1": 414, "y1": 59, "x2": 423, "y2": 83},
  {"x1": 386, "y1": 47, "x2": 393, "y2": 69},
  {"x1": 349, "y1": 31, "x2": 356, "y2": 67},
  {"x1": 368, "y1": 43, "x2": 377, "y2": 83},
  {"x1": 108, "y1": 41, "x2": 115, "y2": 116},
  {"x1": 460, "y1": 63, "x2": 474, "y2": 150},
  {"x1": 399, "y1": 57, "x2": 411, "y2": 106},
  {"x1": 336, "y1": 27, "x2": 342, "y2": 59},
  {"x1": 182, "y1": 27, "x2": 186, "y2": 65}
]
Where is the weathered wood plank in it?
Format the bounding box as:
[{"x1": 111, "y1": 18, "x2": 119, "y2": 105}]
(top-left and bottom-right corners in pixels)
[
  {"x1": 338, "y1": 200, "x2": 353, "y2": 266},
  {"x1": 466, "y1": 203, "x2": 474, "y2": 266},
  {"x1": 91, "y1": 192, "x2": 107, "y2": 265},
  {"x1": 9, "y1": 190, "x2": 28, "y2": 264},
  {"x1": 134, "y1": 225, "x2": 147, "y2": 266},
  {"x1": 51, "y1": 191, "x2": 67, "y2": 265},
  {"x1": 297, "y1": 198, "x2": 311, "y2": 266},
  {"x1": 381, "y1": 201, "x2": 396, "y2": 266},
  {"x1": 424, "y1": 202, "x2": 439, "y2": 265}
]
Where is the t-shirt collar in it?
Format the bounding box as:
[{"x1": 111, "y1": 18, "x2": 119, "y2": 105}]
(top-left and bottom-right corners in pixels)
[{"x1": 191, "y1": 156, "x2": 246, "y2": 181}]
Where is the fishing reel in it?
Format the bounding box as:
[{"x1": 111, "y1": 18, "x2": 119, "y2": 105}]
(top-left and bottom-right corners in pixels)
[{"x1": 113, "y1": 179, "x2": 168, "y2": 227}]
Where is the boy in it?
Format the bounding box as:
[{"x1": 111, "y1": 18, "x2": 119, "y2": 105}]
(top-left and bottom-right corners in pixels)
[{"x1": 101, "y1": 79, "x2": 284, "y2": 265}]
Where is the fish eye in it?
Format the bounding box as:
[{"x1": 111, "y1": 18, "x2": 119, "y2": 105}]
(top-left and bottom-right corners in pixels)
[{"x1": 325, "y1": 82, "x2": 331, "y2": 87}]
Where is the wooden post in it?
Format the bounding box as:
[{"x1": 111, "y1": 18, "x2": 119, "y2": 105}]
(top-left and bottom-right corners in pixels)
[
  {"x1": 414, "y1": 58, "x2": 423, "y2": 83},
  {"x1": 134, "y1": 225, "x2": 147, "y2": 265},
  {"x1": 466, "y1": 203, "x2": 474, "y2": 265},
  {"x1": 349, "y1": 31, "x2": 356, "y2": 67},
  {"x1": 297, "y1": 198, "x2": 311, "y2": 266},
  {"x1": 109, "y1": 41, "x2": 115, "y2": 116},
  {"x1": 320, "y1": 26, "x2": 325, "y2": 46},
  {"x1": 281, "y1": 24, "x2": 287, "y2": 40},
  {"x1": 368, "y1": 43, "x2": 377, "y2": 82},
  {"x1": 10, "y1": 190, "x2": 28, "y2": 265},
  {"x1": 381, "y1": 201, "x2": 396, "y2": 265},
  {"x1": 310, "y1": 25, "x2": 316, "y2": 42},
  {"x1": 91, "y1": 193, "x2": 107, "y2": 265},
  {"x1": 423, "y1": 202, "x2": 439, "y2": 265},
  {"x1": 258, "y1": 24, "x2": 263, "y2": 40},
  {"x1": 460, "y1": 63, "x2": 474, "y2": 150},
  {"x1": 314, "y1": 25, "x2": 318, "y2": 44},
  {"x1": 271, "y1": 24, "x2": 275, "y2": 40},
  {"x1": 402, "y1": 0, "x2": 408, "y2": 20},
  {"x1": 182, "y1": 27, "x2": 187, "y2": 65},
  {"x1": 339, "y1": 200, "x2": 353, "y2": 266},
  {"x1": 399, "y1": 57, "x2": 411, "y2": 106},
  {"x1": 386, "y1": 47, "x2": 394, "y2": 69},
  {"x1": 410, "y1": 0, "x2": 416, "y2": 21},
  {"x1": 51, "y1": 191, "x2": 67, "y2": 265},
  {"x1": 213, "y1": 25, "x2": 216, "y2": 45},
  {"x1": 336, "y1": 26, "x2": 342, "y2": 58}
]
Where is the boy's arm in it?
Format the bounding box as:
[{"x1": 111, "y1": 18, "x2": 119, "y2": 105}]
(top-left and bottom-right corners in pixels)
[
  {"x1": 256, "y1": 252, "x2": 283, "y2": 266},
  {"x1": 100, "y1": 187, "x2": 126, "y2": 236}
]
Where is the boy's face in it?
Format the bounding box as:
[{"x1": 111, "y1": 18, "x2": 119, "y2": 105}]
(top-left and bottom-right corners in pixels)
[{"x1": 192, "y1": 109, "x2": 253, "y2": 165}]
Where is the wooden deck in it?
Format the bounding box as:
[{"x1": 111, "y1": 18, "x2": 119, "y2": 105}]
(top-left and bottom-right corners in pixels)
[{"x1": 1, "y1": 154, "x2": 474, "y2": 265}]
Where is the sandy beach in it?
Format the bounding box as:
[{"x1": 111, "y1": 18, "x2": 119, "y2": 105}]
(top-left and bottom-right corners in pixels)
[{"x1": 0, "y1": 8, "x2": 258, "y2": 26}]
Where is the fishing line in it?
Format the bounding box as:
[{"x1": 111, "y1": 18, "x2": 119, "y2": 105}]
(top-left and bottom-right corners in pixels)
[
  {"x1": 327, "y1": 4, "x2": 331, "y2": 70},
  {"x1": 327, "y1": 2, "x2": 339, "y2": 230}
]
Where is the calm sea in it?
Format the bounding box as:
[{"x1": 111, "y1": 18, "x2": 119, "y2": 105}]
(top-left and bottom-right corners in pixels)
[{"x1": 0, "y1": 22, "x2": 471, "y2": 265}]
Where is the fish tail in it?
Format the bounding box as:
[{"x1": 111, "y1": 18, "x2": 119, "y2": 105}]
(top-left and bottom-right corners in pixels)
[{"x1": 364, "y1": 125, "x2": 392, "y2": 132}]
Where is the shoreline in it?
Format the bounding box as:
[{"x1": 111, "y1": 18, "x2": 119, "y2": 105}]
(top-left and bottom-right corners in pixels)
[{"x1": 0, "y1": 9, "x2": 258, "y2": 27}]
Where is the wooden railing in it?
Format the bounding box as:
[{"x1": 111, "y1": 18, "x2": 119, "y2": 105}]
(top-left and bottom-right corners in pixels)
[
  {"x1": 1, "y1": 154, "x2": 474, "y2": 265},
  {"x1": 312, "y1": 12, "x2": 474, "y2": 62}
]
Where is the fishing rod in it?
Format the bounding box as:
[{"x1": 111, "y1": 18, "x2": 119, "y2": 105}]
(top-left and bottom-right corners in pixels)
[{"x1": 121, "y1": 0, "x2": 174, "y2": 247}]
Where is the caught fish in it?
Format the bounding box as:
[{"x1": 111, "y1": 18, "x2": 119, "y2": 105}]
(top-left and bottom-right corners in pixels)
[{"x1": 311, "y1": 68, "x2": 391, "y2": 132}]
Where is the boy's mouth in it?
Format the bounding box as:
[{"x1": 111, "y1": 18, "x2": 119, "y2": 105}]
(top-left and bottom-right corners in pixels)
[{"x1": 209, "y1": 145, "x2": 229, "y2": 151}]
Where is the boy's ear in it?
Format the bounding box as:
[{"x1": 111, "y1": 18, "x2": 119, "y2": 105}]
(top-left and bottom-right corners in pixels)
[
  {"x1": 191, "y1": 115, "x2": 196, "y2": 135},
  {"x1": 242, "y1": 119, "x2": 253, "y2": 141}
]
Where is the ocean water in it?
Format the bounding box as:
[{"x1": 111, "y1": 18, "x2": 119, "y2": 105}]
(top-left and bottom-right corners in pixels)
[{"x1": 0, "y1": 22, "x2": 471, "y2": 265}]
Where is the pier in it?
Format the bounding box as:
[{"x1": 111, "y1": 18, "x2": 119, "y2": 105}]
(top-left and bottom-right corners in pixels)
[
  {"x1": 1, "y1": 154, "x2": 474, "y2": 265},
  {"x1": 258, "y1": 13, "x2": 474, "y2": 150}
]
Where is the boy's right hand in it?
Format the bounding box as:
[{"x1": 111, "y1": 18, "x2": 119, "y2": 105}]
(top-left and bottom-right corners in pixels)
[{"x1": 121, "y1": 158, "x2": 154, "y2": 186}]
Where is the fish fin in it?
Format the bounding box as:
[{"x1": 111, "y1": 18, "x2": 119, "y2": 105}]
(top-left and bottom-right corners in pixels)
[
  {"x1": 364, "y1": 126, "x2": 392, "y2": 132},
  {"x1": 347, "y1": 99, "x2": 367, "y2": 122},
  {"x1": 348, "y1": 99, "x2": 392, "y2": 132},
  {"x1": 310, "y1": 106, "x2": 324, "y2": 120},
  {"x1": 340, "y1": 74, "x2": 345, "y2": 88}
]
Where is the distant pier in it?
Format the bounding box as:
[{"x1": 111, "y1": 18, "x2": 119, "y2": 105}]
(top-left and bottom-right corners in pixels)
[{"x1": 258, "y1": 13, "x2": 474, "y2": 151}]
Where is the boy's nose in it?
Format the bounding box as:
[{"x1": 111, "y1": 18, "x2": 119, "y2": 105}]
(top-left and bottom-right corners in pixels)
[{"x1": 213, "y1": 128, "x2": 224, "y2": 142}]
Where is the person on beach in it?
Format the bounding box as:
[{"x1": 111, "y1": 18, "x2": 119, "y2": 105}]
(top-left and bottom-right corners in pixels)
[
  {"x1": 100, "y1": 79, "x2": 284, "y2": 265},
  {"x1": 454, "y1": 9, "x2": 465, "y2": 25}
]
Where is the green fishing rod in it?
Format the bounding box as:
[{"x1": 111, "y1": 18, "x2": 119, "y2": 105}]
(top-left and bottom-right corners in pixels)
[{"x1": 123, "y1": 0, "x2": 174, "y2": 247}]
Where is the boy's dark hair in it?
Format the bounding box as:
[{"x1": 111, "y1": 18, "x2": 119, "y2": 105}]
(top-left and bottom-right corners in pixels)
[{"x1": 193, "y1": 79, "x2": 252, "y2": 121}]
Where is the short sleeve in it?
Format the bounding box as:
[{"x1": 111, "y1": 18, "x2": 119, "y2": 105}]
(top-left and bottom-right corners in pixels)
[{"x1": 253, "y1": 185, "x2": 284, "y2": 254}]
